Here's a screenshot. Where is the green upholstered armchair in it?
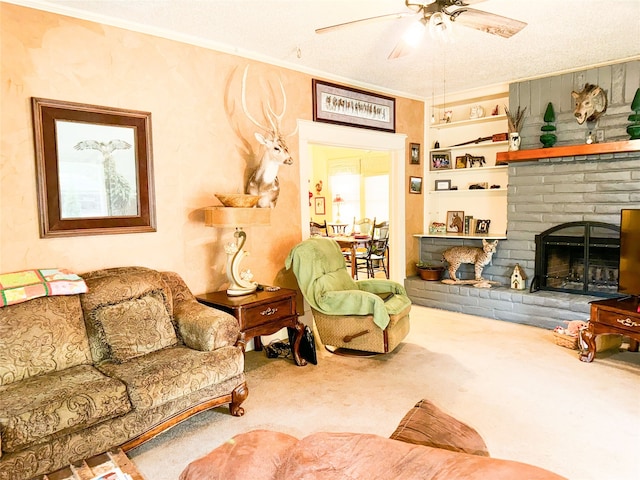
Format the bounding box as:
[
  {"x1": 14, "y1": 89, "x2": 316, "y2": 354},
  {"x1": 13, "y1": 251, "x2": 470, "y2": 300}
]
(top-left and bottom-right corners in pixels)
[{"x1": 285, "y1": 237, "x2": 411, "y2": 354}]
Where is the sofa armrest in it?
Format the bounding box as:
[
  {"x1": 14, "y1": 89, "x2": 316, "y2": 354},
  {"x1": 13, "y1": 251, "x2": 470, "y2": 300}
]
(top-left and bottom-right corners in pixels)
[
  {"x1": 174, "y1": 301, "x2": 241, "y2": 351},
  {"x1": 161, "y1": 271, "x2": 241, "y2": 351},
  {"x1": 356, "y1": 279, "x2": 407, "y2": 296}
]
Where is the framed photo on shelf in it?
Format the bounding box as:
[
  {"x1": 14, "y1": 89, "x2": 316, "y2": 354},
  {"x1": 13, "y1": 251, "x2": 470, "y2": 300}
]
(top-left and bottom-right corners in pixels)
[
  {"x1": 312, "y1": 79, "x2": 395, "y2": 132},
  {"x1": 314, "y1": 196, "x2": 326, "y2": 215},
  {"x1": 430, "y1": 151, "x2": 451, "y2": 171},
  {"x1": 409, "y1": 176, "x2": 423, "y2": 194},
  {"x1": 446, "y1": 210, "x2": 465, "y2": 233},
  {"x1": 434, "y1": 179, "x2": 451, "y2": 191},
  {"x1": 475, "y1": 219, "x2": 491, "y2": 234},
  {"x1": 32, "y1": 97, "x2": 156, "y2": 238},
  {"x1": 455, "y1": 155, "x2": 468, "y2": 169},
  {"x1": 410, "y1": 143, "x2": 421, "y2": 165}
]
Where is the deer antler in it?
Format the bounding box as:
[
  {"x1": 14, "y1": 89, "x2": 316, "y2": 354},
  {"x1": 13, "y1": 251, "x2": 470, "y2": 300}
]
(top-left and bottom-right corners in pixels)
[
  {"x1": 241, "y1": 65, "x2": 297, "y2": 138},
  {"x1": 241, "y1": 65, "x2": 269, "y2": 133}
]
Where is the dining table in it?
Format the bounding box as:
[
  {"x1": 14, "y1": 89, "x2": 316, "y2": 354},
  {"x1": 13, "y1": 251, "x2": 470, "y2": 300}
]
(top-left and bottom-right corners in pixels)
[{"x1": 332, "y1": 234, "x2": 371, "y2": 278}]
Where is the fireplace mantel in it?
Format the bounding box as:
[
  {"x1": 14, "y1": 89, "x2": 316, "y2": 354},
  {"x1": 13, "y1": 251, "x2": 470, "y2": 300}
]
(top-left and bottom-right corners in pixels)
[{"x1": 497, "y1": 139, "x2": 640, "y2": 163}]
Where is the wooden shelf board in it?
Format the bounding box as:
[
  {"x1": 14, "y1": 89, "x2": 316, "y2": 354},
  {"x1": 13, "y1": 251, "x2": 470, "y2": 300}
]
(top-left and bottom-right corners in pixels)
[
  {"x1": 414, "y1": 233, "x2": 507, "y2": 240},
  {"x1": 497, "y1": 139, "x2": 640, "y2": 163},
  {"x1": 430, "y1": 114, "x2": 507, "y2": 129}
]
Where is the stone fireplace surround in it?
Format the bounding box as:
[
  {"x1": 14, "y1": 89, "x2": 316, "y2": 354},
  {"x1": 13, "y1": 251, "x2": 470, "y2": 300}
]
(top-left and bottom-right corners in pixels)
[{"x1": 406, "y1": 149, "x2": 640, "y2": 329}]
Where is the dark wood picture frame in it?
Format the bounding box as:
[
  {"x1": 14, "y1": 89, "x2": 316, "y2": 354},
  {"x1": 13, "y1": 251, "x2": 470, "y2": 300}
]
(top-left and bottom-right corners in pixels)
[
  {"x1": 410, "y1": 143, "x2": 421, "y2": 165},
  {"x1": 446, "y1": 210, "x2": 465, "y2": 233},
  {"x1": 312, "y1": 79, "x2": 395, "y2": 132},
  {"x1": 32, "y1": 97, "x2": 156, "y2": 237},
  {"x1": 409, "y1": 176, "x2": 423, "y2": 194}
]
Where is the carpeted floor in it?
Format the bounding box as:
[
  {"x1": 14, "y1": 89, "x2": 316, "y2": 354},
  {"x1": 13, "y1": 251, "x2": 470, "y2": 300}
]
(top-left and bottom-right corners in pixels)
[{"x1": 129, "y1": 306, "x2": 640, "y2": 479}]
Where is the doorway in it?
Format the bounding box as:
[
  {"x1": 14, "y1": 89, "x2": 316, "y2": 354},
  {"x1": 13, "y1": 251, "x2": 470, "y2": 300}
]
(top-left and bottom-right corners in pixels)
[{"x1": 297, "y1": 120, "x2": 407, "y2": 281}]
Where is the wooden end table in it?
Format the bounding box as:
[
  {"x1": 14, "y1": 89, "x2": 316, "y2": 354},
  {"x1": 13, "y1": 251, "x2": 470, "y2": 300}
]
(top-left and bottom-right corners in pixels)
[
  {"x1": 196, "y1": 287, "x2": 307, "y2": 366},
  {"x1": 580, "y1": 297, "x2": 640, "y2": 362}
]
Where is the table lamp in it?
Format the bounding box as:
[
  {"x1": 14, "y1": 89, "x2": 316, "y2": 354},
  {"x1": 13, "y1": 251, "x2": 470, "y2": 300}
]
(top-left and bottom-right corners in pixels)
[
  {"x1": 333, "y1": 194, "x2": 344, "y2": 223},
  {"x1": 204, "y1": 206, "x2": 270, "y2": 296}
]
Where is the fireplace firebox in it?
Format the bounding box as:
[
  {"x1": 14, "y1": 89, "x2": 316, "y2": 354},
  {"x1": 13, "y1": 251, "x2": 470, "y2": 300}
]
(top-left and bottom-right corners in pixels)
[{"x1": 531, "y1": 221, "x2": 620, "y2": 297}]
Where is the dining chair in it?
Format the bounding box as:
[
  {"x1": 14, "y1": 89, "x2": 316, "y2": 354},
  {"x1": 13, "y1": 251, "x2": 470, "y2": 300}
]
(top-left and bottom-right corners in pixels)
[
  {"x1": 359, "y1": 220, "x2": 389, "y2": 279},
  {"x1": 310, "y1": 220, "x2": 328, "y2": 237}
]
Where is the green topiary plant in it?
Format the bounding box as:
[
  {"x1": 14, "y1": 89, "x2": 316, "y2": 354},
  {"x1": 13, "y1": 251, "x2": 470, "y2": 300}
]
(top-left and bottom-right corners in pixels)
[
  {"x1": 540, "y1": 102, "x2": 557, "y2": 147},
  {"x1": 627, "y1": 88, "x2": 640, "y2": 140}
]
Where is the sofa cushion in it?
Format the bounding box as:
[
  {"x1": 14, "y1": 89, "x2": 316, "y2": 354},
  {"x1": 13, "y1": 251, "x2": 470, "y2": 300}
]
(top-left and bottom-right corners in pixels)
[
  {"x1": 0, "y1": 295, "x2": 92, "y2": 386},
  {"x1": 0, "y1": 364, "x2": 131, "y2": 452},
  {"x1": 98, "y1": 345, "x2": 244, "y2": 410},
  {"x1": 390, "y1": 399, "x2": 489, "y2": 456},
  {"x1": 94, "y1": 292, "x2": 178, "y2": 363},
  {"x1": 80, "y1": 267, "x2": 175, "y2": 364}
]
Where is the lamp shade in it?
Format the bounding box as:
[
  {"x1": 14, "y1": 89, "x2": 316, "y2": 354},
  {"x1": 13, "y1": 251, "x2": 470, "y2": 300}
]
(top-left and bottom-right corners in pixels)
[{"x1": 204, "y1": 207, "x2": 270, "y2": 227}]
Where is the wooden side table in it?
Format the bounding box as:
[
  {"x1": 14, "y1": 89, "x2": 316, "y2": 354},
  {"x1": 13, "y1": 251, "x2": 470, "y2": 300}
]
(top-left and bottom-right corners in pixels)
[
  {"x1": 196, "y1": 287, "x2": 306, "y2": 366},
  {"x1": 580, "y1": 297, "x2": 640, "y2": 362}
]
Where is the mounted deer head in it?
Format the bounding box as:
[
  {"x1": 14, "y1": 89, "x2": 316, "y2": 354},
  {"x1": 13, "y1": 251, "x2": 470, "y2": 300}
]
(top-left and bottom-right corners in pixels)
[{"x1": 241, "y1": 65, "x2": 296, "y2": 208}]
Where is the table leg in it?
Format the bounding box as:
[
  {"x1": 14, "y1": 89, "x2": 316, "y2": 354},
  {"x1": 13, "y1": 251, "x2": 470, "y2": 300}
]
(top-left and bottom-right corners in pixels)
[
  {"x1": 351, "y1": 244, "x2": 357, "y2": 278},
  {"x1": 579, "y1": 327, "x2": 596, "y2": 362},
  {"x1": 253, "y1": 336, "x2": 262, "y2": 351}
]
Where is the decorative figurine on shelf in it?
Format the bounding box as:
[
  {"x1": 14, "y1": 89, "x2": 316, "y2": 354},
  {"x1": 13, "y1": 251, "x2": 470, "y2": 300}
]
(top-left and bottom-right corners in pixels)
[
  {"x1": 491, "y1": 104, "x2": 500, "y2": 116},
  {"x1": 571, "y1": 83, "x2": 607, "y2": 125},
  {"x1": 443, "y1": 110, "x2": 453, "y2": 123},
  {"x1": 540, "y1": 102, "x2": 557, "y2": 148},
  {"x1": 627, "y1": 87, "x2": 640, "y2": 140},
  {"x1": 505, "y1": 105, "x2": 527, "y2": 151},
  {"x1": 510, "y1": 264, "x2": 527, "y2": 290}
]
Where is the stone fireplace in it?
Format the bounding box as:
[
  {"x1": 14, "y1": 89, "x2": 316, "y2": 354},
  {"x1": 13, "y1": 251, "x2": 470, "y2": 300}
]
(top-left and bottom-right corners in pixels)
[
  {"x1": 532, "y1": 221, "x2": 620, "y2": 297},
  {"x1": 407, "y1": 149, "x2": 640, "y2": 329}
]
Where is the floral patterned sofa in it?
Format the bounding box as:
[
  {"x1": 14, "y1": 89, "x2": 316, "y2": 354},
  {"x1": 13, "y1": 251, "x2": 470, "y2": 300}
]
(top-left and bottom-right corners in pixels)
[{"x1": 0, "y1": 266, "x2": 248, "y2": 480}]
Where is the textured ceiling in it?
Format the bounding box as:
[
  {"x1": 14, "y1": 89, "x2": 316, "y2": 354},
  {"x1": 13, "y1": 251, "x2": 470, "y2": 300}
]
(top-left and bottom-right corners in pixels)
[{"x1": 12, "y1": 0, "x2": 640, "y2": 98}]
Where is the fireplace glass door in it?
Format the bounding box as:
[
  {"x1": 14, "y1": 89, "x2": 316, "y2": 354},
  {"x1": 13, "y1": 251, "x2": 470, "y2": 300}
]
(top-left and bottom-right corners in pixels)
[{"x1": 534, "y1": 222, "x2": 619, "y2": 297}]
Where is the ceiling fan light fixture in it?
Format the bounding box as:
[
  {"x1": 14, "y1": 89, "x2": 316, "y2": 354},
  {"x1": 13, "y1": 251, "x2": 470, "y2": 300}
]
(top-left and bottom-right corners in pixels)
[
  {"x1": 402, "y1": 17, "x2": 428, "y2": 47},
  {"x1": 428, "y1": 11, "x2": 452, "y2": 39}
]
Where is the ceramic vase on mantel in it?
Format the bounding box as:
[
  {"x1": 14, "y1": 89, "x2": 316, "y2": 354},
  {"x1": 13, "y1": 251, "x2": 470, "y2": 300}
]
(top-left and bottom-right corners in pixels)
[{"x1": 508, "y1": 132, "x2": 521, "y2": 151}]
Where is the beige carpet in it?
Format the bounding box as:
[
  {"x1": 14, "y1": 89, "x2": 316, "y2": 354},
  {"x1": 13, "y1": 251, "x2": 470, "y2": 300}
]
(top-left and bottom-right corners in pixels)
[{"x1": 129, "y1": 306, "x2": 640, "y2": 479}]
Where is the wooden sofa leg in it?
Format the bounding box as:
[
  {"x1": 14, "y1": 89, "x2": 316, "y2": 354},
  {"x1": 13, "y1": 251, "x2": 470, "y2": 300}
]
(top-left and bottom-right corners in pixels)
[{"x1": 230, "y1": 382, "x2": 248, "y2": 416}]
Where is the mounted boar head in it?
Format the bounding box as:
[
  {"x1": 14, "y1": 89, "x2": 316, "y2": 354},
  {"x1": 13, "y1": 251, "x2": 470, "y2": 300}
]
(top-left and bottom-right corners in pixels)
[{"x1": 572, "y1": 83, "x2": 607, "y2": 125}]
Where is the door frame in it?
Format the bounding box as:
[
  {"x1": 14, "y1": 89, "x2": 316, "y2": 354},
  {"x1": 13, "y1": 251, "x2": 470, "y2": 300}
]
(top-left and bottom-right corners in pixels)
[{"x1": 297, "y1": 119, "x2": 407, "y2": 282}]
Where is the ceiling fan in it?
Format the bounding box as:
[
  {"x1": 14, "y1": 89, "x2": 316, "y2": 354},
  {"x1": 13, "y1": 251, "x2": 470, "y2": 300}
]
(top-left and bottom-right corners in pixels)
[{"x1": 316, "y1": 0, "x2": 527, "y2": 59}]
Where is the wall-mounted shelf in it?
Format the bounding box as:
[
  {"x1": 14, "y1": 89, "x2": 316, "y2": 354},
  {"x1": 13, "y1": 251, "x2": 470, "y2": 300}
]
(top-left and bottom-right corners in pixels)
[{"x1": 497, "y1": 139, "x2": 640, "y2": 163}]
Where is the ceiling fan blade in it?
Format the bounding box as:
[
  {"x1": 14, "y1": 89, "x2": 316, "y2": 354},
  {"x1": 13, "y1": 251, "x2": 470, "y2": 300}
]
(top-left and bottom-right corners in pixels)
[
  {"x1": 450, "y1": 7, "x2": 527, "y2": 38},
  {"x1": 388, "y1": 39, "x2": 415, "y2": 60},
  {"x1": 316, "y1": 12, "x2": 415, "y2": 34}
]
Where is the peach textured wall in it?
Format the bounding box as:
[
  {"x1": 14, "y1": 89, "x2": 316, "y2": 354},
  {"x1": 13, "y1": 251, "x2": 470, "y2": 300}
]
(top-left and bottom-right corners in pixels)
[{"x1": 0, "y1": 3, "x2": 424, "y2": 294}]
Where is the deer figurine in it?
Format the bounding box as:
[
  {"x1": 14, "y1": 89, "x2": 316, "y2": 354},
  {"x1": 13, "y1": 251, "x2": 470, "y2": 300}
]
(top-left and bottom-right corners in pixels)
[{"x1": 241, "y1": 65, "x2": 295, "y2": 208}]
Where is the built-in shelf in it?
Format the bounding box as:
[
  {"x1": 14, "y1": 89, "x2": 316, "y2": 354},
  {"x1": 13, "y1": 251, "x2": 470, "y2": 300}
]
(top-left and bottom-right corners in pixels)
[
  {"x1": 414, "y1": 233, "x2": 507, "y2": 240},
  {"x1": 431, "y1": 140, "x2": 508, "y2": 153},
  {"x1": 429, "y1": 188, "x2": 507, "y2": 195},
  {"x1": 430, "y1": 165, "x2": 508, "y2": 175},
  {"x1": 497, "y1": 139, "x2": 640, "y2": 163},
  {"x1": 431, "y1": 114, "x2": 507, "y2": 130}
]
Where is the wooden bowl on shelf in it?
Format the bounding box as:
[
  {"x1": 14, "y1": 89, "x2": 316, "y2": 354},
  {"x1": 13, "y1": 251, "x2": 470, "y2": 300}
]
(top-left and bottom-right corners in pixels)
[{"x1": 215, "y1": 193, "x2": 259, "y2": 208}]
